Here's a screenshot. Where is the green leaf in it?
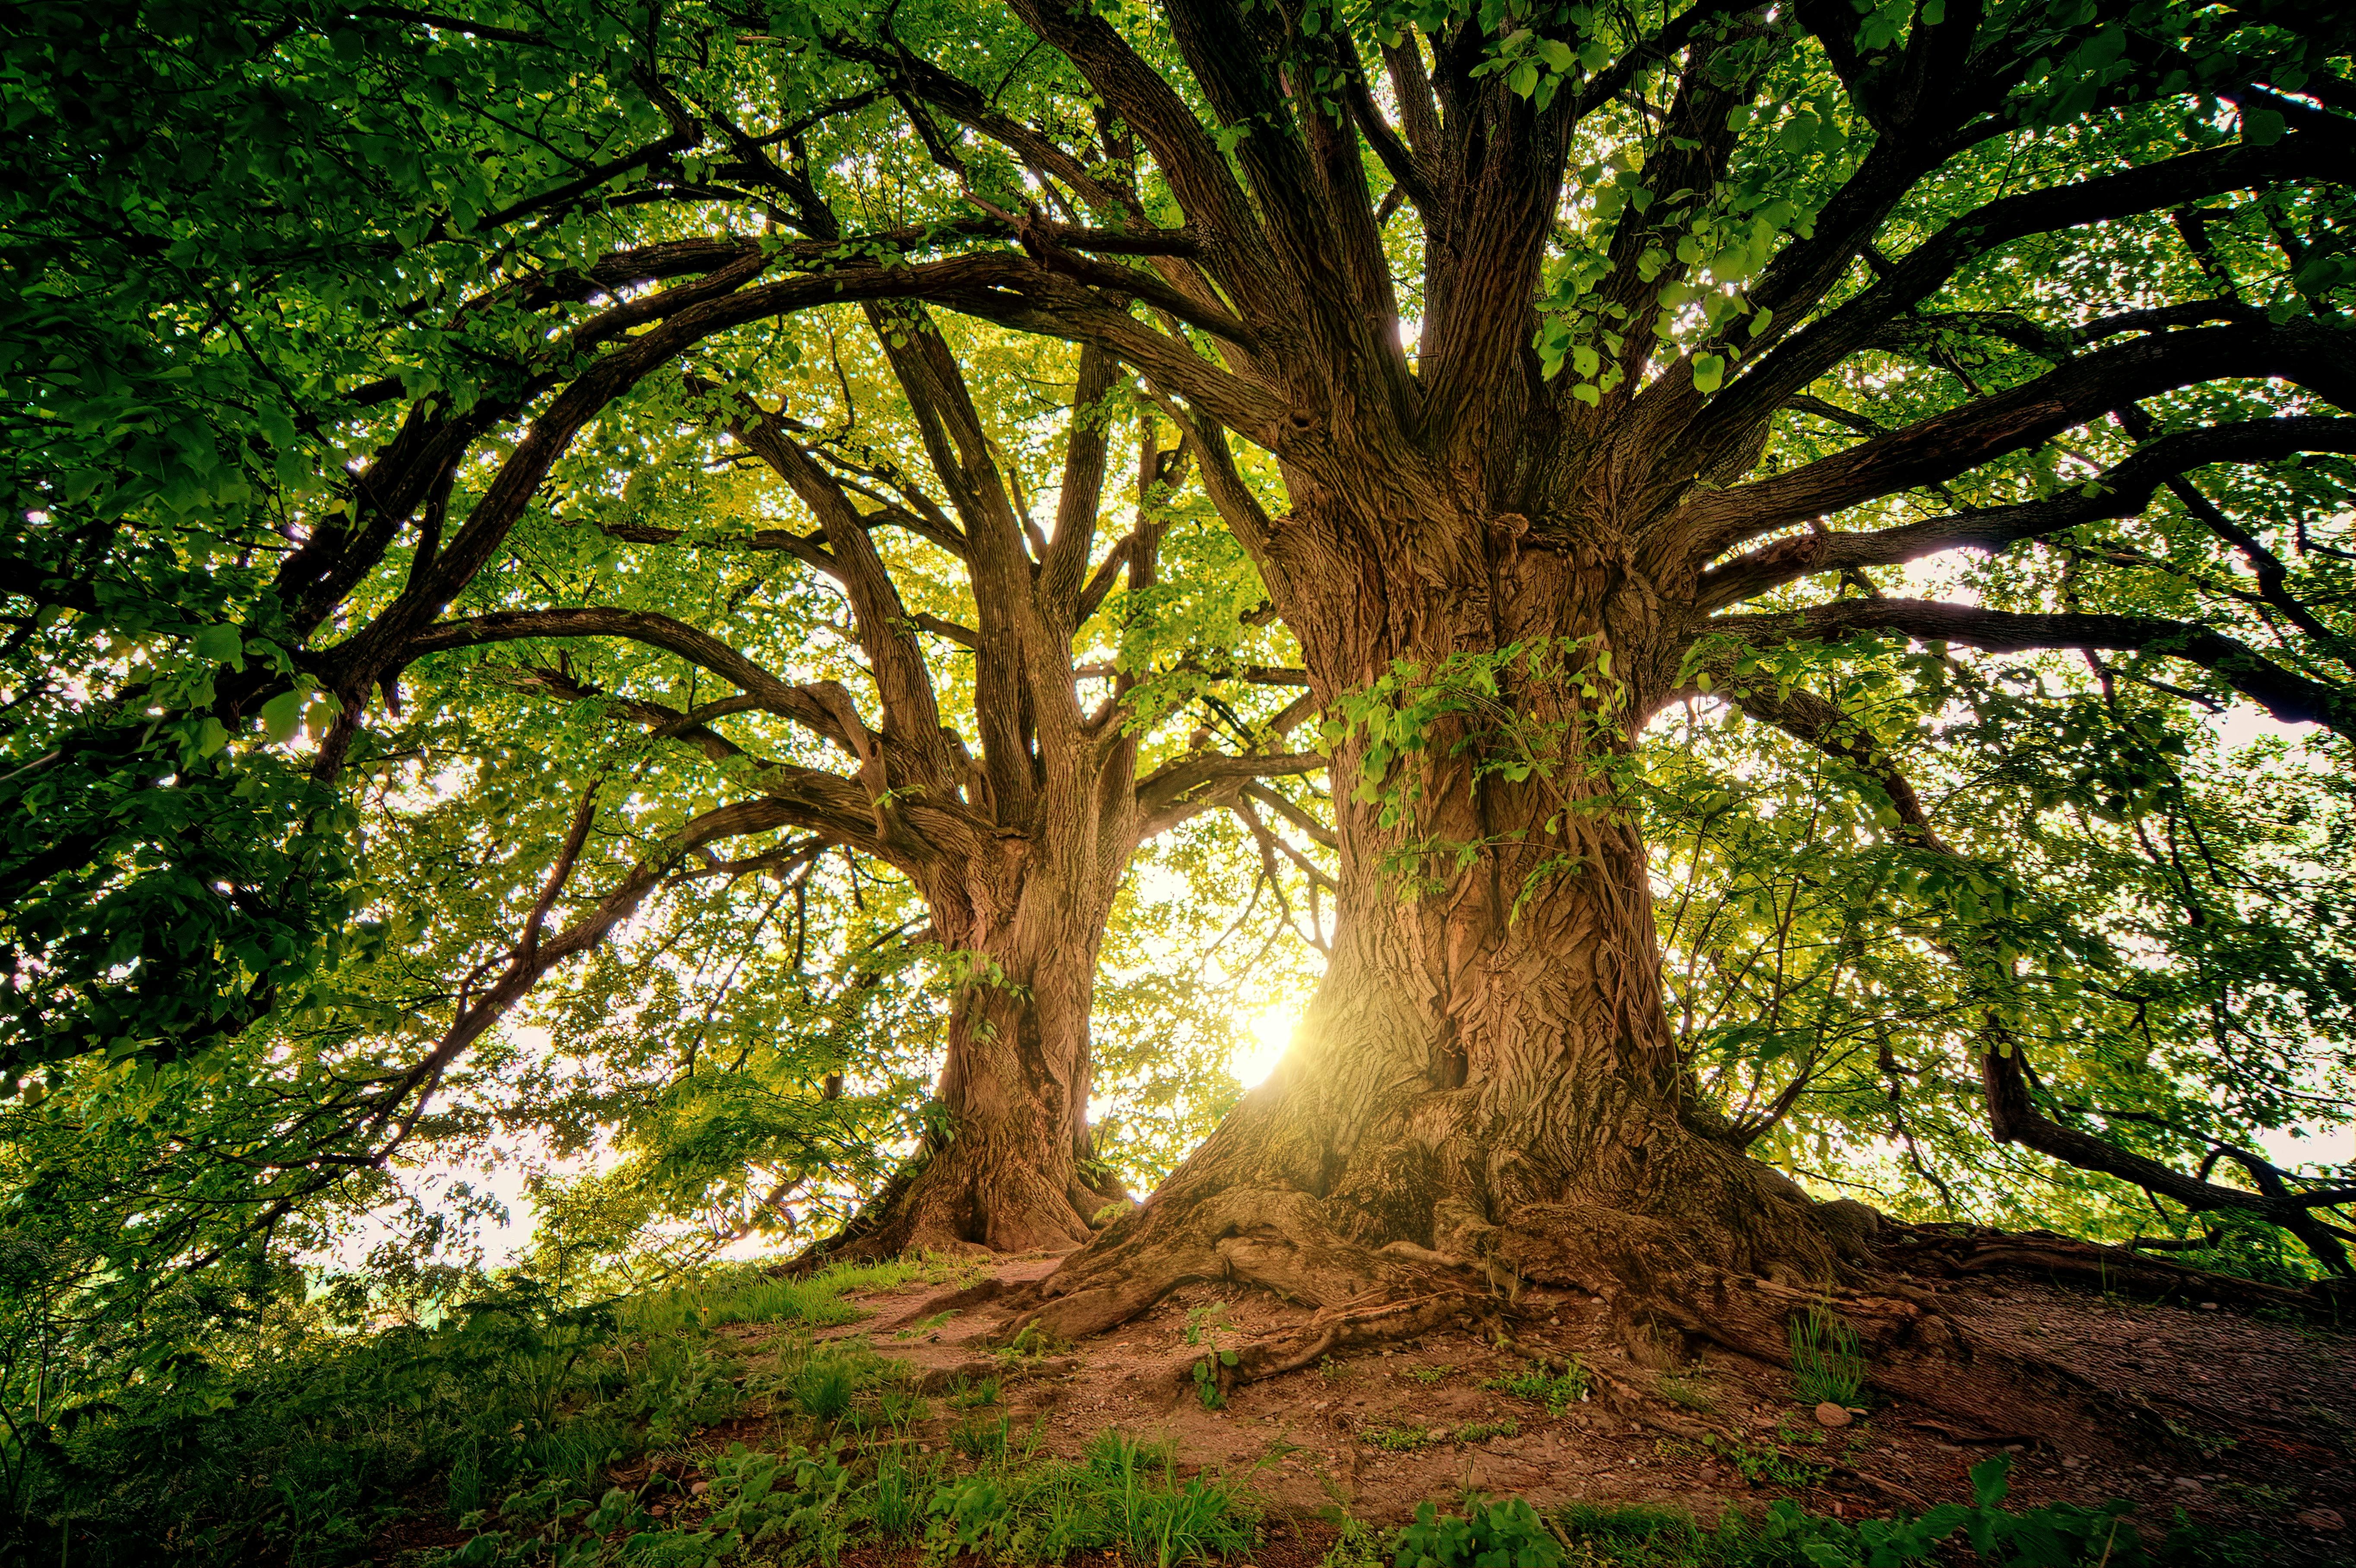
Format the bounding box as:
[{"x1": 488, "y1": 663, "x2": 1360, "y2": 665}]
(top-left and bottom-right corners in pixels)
[
  {"x1": 260, "y1": 688, "x2": 310, "y2": 744},
  {"x1": 192, "y1": 624, "x2": 245, "y2": 670},
  {"x1": 1691, "y1": 354, "x2": 1726, "y2": 394}
]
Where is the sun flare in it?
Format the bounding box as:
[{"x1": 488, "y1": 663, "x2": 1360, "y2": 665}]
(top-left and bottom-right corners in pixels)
[{"x1": 1232, "y1": 1007, "x2": 1297, "y2": 1089}]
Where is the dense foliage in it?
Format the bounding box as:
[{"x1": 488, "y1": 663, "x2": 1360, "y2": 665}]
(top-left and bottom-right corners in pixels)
[{"x1": 3, "y1": 0, "x2": 2353, "y2": 1558}]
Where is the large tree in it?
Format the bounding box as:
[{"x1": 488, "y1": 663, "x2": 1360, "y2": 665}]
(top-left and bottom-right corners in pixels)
[
  {"x1": 656, "y1": 0, "x2": 2356, "y2": 1388},
  {"x1": 0, "y1": 0, "x2": 1319, "y2": 1263},
  {"x1": 394, "y1": 309, "x2": 1322, "y2": 1255},
  {"x1": 10, "y1": 0, "x2": 2356, "y2": 1397}
]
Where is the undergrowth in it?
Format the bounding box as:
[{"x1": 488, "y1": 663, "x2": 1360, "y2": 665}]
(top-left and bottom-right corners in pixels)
[
  {"x1": 438, "y1": 1426, "x2": 1255, "y2": 1568},
  {"x1": 1486, "y1": 1356, "x2": 1590, "y2": 1411},
  {"x1": 2, "y1": 1255, "x2": 967, "y2": 1566},
  {"x1": 6, "y1": 1245, "x2": 2283, "y2": 1568},
  {"x1": 1375, "y1": 1457, "x2": 2273, "y2": 1567}
]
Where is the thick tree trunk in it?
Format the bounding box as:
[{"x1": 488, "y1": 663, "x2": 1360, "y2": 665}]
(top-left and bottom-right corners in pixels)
[
  {"x1": 1022, "y1": 496, "x2": 1859, "y2": 1366},
  {"x1": 821, "y1": 845, "x2": 1134, "y2": 1259}
]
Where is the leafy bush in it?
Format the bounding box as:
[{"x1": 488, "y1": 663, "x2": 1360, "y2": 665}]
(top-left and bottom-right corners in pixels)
[{"x1": 1390, "y1": 1495, "x2": 1564, "y2": 1568}]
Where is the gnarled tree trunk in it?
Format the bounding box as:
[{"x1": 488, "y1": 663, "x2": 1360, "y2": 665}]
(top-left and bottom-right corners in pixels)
[
  {"x1": 840, "y1": 837, "x2": 1134, "y2": 1258},
  {"x1": 1024, "y1": 491, "x2": 1858, "y2": 1364}
]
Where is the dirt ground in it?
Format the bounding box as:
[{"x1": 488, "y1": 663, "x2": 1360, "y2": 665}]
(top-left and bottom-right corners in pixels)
[
  {"x1": 741, "y1": 1251, "x2": 2356, "y2": 1562},
  {"x1": 371, "y1": 1246, "x2": 2356, "y2": 1565}
]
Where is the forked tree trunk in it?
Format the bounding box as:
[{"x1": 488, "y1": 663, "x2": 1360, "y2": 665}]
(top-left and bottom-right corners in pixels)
[{"x1": 1023, "y1": 498, "x2": 1863, "y2": 1366}]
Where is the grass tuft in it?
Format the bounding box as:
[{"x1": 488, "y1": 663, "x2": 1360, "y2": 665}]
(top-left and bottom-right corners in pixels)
[{"x1": 1788, "y1": 1302, "x2": 1868, "y2": 1407}]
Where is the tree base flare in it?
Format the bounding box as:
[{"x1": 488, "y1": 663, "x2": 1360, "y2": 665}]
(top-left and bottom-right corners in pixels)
[
  {"x1": 796, "y1": 1132, "x2": 1130, "y2": 1267},
  {"x1": 997, "y1": 1168, "x2": 2338, "y2": 1448}
]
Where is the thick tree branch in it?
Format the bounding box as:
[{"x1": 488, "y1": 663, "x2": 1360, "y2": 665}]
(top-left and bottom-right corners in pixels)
[
  {"x1": 1133, "y1": 748, "x2": 1326, "y2": 840},
  {"x1": 1663, "y1": 131, "x2": 2346, "y2": 493},
  {"x1": 1692, "y1": 417, "x2": 2356, "y2": 610},
  {"x1": 1674, "y1": 323, "x2": 2356, "y2": 561},
  {"x1": 1703, "y1": 598, "x2": 2356, "y2": 738},
  {"x1": 402, "y1": 607, "x2": 860, "y2": 751}
]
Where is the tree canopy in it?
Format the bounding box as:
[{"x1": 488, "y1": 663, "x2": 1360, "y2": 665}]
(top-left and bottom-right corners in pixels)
[{"x1": 3, "y1": 0, "x2": 2355, "y2": 1527}]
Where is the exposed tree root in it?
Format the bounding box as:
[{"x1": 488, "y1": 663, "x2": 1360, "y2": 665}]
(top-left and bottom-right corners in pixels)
[
  {"x1": 783, "y1": 1134, "x2": 1130, "y2": 1274},
  {"x1": 996, "y1": 1165, "x2": 2343, "y2": 1462},
  {"x1": 1880, "y1": 1223, "x2": 2350, "y2": 1315}
]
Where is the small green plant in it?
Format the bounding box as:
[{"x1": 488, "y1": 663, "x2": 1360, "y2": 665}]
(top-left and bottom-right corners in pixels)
[
  {"x1": 1390, "y1": 1493, "x2": 1565, "y2": 1568},
  {"x1": 792, "y1": 1355, "x2": 858, "y2": 1423},
  {"x1": 1183, "y1": 1301, "x2": 1235, "y2": 1346},
  {"x1": 1410, "y1": 1363, "x2": 1452, "y2": 1385},
  {"x1": 877, "y1": 1385, "x2": 933, "y2": 1431},
  {"x1": 895, "y1": 1309, "x2": 956, "y2": 1340},
  {"x1": 1454, "y1": 1417, "x2": 1520, "y2": 1443},
  {"x1": 1366, "y1": 1423, "x2": 1446, "y2": 1452},
  {"x1": 1321, "y1": 1512, "x2": 1387, "y2": 1568},
  {"x1": 924, "y1": 1472, "x2": 1012, "y2": 1560},
  {"x1": 950, "y1": 1410, "x2": 1011, "y2": 1461},
  {"x1": 1191, "y1": 1349, "x2": 1238, "y2": 1410},
  {"x1": 1699, "y1": 1432, "x2": 1831, "y2": 1491},
  {"x1": 1184, "y1": 1300, "x2": 1240, "y2": 1408},
  {"x1": 1789, "y1": 1302, "x2": 1868, "y2": 1407},
  {"x1": 1486, "y1": 1356, "x2": 1588, "y2": 1412},
  {"x1": 946, "y1": 1374, "x2": 1001, "y2": 1408}
]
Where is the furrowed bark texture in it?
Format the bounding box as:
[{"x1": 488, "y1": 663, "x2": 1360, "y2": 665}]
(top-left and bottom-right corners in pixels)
[
  {"x1": 918, "y1": 0, "x2": 2356, "y2": 1381},
  {"x1": 849, "y1": 793, "x2": 1137, "y2": 1257},
  {"x1": 1025, "y1": 475, "x2": 1854, "y2": 1364}
]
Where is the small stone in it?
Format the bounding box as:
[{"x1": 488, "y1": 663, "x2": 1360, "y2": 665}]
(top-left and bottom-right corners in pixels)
[
  {"x1": 1428, "y1": 1426, "x2": 1450, "y2": 1442},
  {"x1": 2172, "y1": 1477, "x2": 2203, "y2": 1491},
  {"x1": 2296, "y1": 1508, "x2": 2345, "y2": 1532},
  {"x1": 1814, "y1": 1402, "x2": 1853, "y2": 1428},
  {"x1": 2198, "y1": 1301, "x2": 2219, "y2": 1311},
  {"x1": 2062, "y1": 1455, "x2": 2082, "y2": 1469},
  {"x1": 690, "y1": 1481, "x2": 711, "y2": 1497}
]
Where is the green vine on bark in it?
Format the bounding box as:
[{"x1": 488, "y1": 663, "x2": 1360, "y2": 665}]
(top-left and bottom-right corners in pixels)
[{"x1": 1321, "y1": 635, "x2": 1634, "y2": 910}]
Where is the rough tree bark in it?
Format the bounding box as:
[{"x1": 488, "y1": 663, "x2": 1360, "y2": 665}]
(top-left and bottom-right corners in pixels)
[
  {"x1": 858, "y1": 0, "x2": 2356, "y2": 1395},
  {"x1": 1016, "y1": 465, "x2": 1867, "y2": 1378}
]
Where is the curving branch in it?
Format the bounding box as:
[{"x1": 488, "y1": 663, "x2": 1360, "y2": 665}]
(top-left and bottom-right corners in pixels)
[
  {"x1": 1662, "y1": 131, "x2": 2348, "y2": 494},
  {"x1": 1673, "y1": 322, "x2": 2356, "y2": 562},
  {"x1": 1692, "y1": 416, "x2": 2356, "y2": 611},
  {"x1": 1702, "y1": 598, "x2": 2356, "y2": 739},
  {"x1": 1134, "y1": 748, "x2": 1327, "y2": 841},
  {"x1": 401, "y1": 607, "x2": 862, "y2": 752}
]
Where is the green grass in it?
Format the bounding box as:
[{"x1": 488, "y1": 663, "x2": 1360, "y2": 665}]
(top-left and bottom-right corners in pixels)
[
  {"x1": 1367, "y1": 1418, "x2": 1521, "y2": 1451},
  {"x1": 7, "y1": 1255, "x2": 969, "y2": 1567},
  {"x1": 435, "y1": 1427, "x2": 1258, "y2": 1568},
  {"x1": 1487, "y1": 1356, "x2": 1590, "y2": 1412},
  {"x1": 1379, "y1": 1468, "x2": 2281, "y2": 1568},
  {"x1": 1787, "y1": 1303, "x2": 1868, "y2": 1408},
  {"x1": 619, "y1": 1253, "x2": 963, "y2": 1338}
]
